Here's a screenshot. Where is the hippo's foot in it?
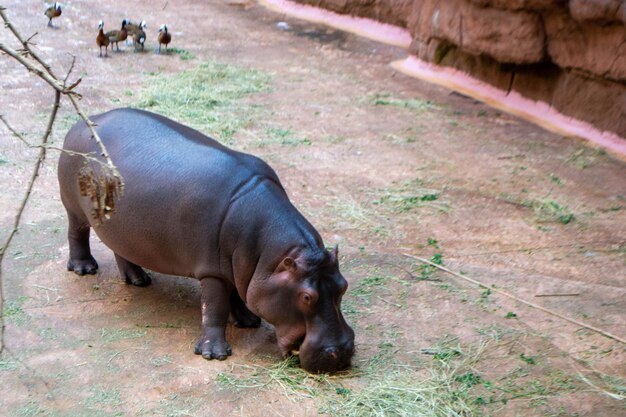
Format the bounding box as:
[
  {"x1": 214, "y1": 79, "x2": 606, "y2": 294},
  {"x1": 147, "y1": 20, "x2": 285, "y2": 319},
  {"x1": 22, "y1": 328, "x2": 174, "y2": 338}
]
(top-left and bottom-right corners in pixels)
[
  {"x1": 194, "y1": 328, "x2": 232, "y2": 360},
  {"x1": 233, "y1": 311, "x2": 261, "y2": 328},
  {"x1": 114, "y1": 254, "x2": 152, "y2": 287},
  {"x1": 67, "y1": 257, "x2": 98, "y2": 276},
  {"x1": 230, "y1": 292, "x2": 261, "y2": 328},
  {"x1": 123, "y1": 269, "x2": 152, "y2": 287}
]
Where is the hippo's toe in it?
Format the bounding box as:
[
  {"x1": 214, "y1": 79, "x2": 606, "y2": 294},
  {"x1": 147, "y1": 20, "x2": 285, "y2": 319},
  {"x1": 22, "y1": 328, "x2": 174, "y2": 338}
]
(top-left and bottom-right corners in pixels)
[
  {"x1": 232, "y1": 309, "x2": 261, "y2": 328},
  {"x1": 194, "y1": 336, "x2": 232, "y2": 361},
  {"x1": 123, "y1": 270, "x2": 152, "y2": 287},
  {"x1": 67, "y1": 258, "x2": 98, "y2": 275}
]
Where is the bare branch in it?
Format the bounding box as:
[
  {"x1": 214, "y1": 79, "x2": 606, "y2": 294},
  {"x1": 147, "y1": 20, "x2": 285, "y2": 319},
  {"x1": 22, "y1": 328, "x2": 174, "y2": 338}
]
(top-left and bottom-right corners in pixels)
[
  {"x1": 0, "y1": 8, "x2": 56, "y2": 78},
  {"x1": 0, "y1": 41, "x2": 66, "y2": 92},
  {"x1": 0, "y1": 115, "x2": 31, "y2": 146},
  {"x1": 64, "y1": 54, "x2": 76, "y2": 83},
  {"x1": 0, "y1": 6, "x2": 124, "y2": 356},
  {"x1": 0, "y1": 91, "x2": 61, "y2": 355},
  {"x1": 0, "y1": 115, "x2": 110, "y2": 167},
  {"x1": 403, "y1": 253, "x2": 626, "y2": 345},
  {"x1": 67, "y1": 95, "x2": 123, "y2": 180}
]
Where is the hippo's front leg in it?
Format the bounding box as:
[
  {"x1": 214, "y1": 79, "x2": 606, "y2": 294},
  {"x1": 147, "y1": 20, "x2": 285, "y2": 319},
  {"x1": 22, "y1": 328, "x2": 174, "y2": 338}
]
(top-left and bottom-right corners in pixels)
[{"x1": 194, "y1": 277, "x2": 232, "y2": 360}]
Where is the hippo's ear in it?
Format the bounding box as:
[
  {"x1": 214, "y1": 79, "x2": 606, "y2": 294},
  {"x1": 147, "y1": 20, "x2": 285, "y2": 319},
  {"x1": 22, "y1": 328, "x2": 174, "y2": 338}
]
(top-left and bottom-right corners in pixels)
[
  {"x1": 329, "y1": 244, "x2": 339, "y2": 266},
  {"x1": 278, "y1": 257, "x2": 298, "y2": 273}
]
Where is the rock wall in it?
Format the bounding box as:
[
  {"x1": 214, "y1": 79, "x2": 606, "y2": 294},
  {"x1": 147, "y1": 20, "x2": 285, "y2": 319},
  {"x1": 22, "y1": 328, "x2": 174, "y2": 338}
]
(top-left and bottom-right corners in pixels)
[{"x1": 294, "y1": 0, "x2": 626, "y2": 138}]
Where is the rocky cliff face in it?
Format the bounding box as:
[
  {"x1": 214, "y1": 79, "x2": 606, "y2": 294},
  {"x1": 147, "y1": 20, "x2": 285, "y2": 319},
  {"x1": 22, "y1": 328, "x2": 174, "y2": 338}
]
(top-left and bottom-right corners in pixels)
[{"x1": 295, "y1": 0, "x2": 626, "y2": 138}]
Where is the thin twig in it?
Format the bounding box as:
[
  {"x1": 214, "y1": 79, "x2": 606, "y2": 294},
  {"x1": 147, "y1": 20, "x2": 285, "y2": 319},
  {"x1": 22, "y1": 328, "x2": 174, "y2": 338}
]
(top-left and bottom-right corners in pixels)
[
  {"x1": 575, "y1": 369, "x2": 626, "y2": 400},
  {"x1": 63, "y1": 55, "x2": 76, "y2": 83},
  {"x1": 0, "y1": 6, "x2": 122, "y2": 358},
  {"x1": 0, "y1": 91, "x2": 60, "y2": 355},
  {"x1": 33, "y1": 284, "x2": 60, "y2": 292},
  {"x1": 0, "y1": 117, "x2": 110, "y2": 167},
  {"x1": 376, "y1": 295, "x2": 402, "y2": 308},
  {"x1": 402, "y1": 253, "x2": 626, "y2": 345},
  {"x1": 0, "y1": 41, "x2": 66, "y2": 92},
  {"x1": 67, "y1": 94, "x2": 122, "y2": 179},
  {"x1": 535, "y1": 293, "x2": 580, "y2": 297},
  {"x1": 0, "y1": 8, "x2": 56, "y2": 78}
]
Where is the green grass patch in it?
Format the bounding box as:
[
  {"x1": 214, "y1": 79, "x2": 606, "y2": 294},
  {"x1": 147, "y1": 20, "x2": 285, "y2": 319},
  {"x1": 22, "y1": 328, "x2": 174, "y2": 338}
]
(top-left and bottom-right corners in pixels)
[
  {"x1": 217, "y1": 355, "x2": 327, "y2": 399},
  {"x1": 566, "y1": 147, "x2": 605, "y2": 169},
  {"x1": 83, "y1": 385, "x2": 124, "y2": 410},
  {"x1": 415, "y1": 252, "x2": 445, "y2": 281},
  {"x1": 324, "y1": 194, "x2": 382, "y2": 235},
  {"x1": 549, "y1": 173, "x2": 563, "y2": 186},
  {"x1": 99, "y1": 328, "x2": 147, "y2": 343},
  {"x1": 134, "y1": 62, "x2": 270, "y2": 142},
  {"x1": 14, "y1": 400, "x2": 48, "y2": 417},
  {"x1": 534, "y1": 200, "x2": 575, "y2": 224},
  {"x1": 262, "y1": 127, "x2": 312, "y2": 146},
  {"x1": 150, "y1": 355, "x2": 173, "y2": 367},
  {"x1": 218, "y1": 337, "x2": 493, "y2": 416},
  {"x1": 168, "y1": 47, "x2": 195, "y2": 60},
  {"x1": 322, "y1": 337, "x2": 489, "y2": 417},
  {"x1": 3, "y1": 296, "x2": 29, "y2": 325},
  {"x1": 343, "y1": 275, "x2": 389, "y2": 316},
  {"x1": 520, "y1": 353, "x2": 537, "y2": 365},
  {"x1": 60, "y1": 114, "x2": 81, "y2": 130},
  {"x1": 349, "y1": 275, "x2": 386, "y2": 298},
  {"x1": 427, "y1": 237, "x2": 440, "y2": 248},
  {"x1": 499, "y1": 193, "x2": 575, "y2": 225},
  {"x1": 372, "y1": 93, "x2": 437, "y2": 111},
  {"x1": 216, "y1": 331, "x2": 588, "y2": 416},
  {"x1": 373, "y1": 178, "x2": 448, "y2": 214},
  {"x1": 0, "y1": 359, "x2": 19, "y2": 372},
  {"x1": 373, "y1": 191, "x2": 444, "y2": 212}
]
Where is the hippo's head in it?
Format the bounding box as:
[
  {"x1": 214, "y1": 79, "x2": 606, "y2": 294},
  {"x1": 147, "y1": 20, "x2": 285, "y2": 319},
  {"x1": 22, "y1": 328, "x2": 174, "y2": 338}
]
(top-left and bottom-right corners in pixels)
[{"x1": 248, "y1": 245, "x2": 355, "y2": 373}]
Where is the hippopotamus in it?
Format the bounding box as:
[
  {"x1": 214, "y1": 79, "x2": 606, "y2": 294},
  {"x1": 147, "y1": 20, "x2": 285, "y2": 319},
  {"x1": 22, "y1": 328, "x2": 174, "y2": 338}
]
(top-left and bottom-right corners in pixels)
[{"x1": 58, "y1": 108, "x2": 355, "y2": 373}]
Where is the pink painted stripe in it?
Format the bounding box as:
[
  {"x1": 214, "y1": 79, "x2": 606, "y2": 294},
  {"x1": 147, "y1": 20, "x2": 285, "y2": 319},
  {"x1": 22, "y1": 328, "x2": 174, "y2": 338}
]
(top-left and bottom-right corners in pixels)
[
  {"x1": 258, "y1": 0, "x2": 626, "y2": 157},
  {"x1": 392, "y1": 57, "x2": 626, "y2": 157},
  {"x1": 258, "y1": 0, "x2": 412, "y2": 48}
]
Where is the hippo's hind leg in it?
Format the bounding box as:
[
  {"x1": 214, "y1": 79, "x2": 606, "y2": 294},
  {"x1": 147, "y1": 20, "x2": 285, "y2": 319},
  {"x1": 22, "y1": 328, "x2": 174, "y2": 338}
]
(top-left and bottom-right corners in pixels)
[
  {"x1": 230, "y1": 291, "x2": 261, "y2": 328},
  {"x1": 114, "y1": 254, "x2": 152, "y2": 287},
  {"x1": 194, "y1": 277, "x2": 232, "y2": 360},
  {"x1": 66, "y1": 211, "x2": 99, "y2": 275}
]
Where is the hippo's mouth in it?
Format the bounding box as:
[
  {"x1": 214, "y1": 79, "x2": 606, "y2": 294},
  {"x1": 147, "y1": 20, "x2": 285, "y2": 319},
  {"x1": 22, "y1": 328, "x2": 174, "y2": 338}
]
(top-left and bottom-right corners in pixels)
[
  {"x1": 289, "y1": 336, "x2": 305, "y2": 356},
  {"x1": 278, "y1": 333, "x2": 305, "y2": 358}
]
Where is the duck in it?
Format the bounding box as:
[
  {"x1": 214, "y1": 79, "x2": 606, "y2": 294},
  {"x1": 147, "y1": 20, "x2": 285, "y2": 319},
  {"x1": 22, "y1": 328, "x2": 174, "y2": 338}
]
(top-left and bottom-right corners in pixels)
[
  {"x1": 96, "y1": 20, "x2": 110, "y2": 57},
  {"x1": 106, "y1": 19, "x2": 129, "y2": 52},
  {"x1": 44, "y1": 2, "x2": 62, "y2": 27},
  {"x1": 157, "y1": 24, "x2": 171, "y2": 54},
  {"x1": 125, "y1": 20, "x2": 139, "y2": 41},
  {"x1": 134, "y1": 20, "x2": 147, "y2": 52}
]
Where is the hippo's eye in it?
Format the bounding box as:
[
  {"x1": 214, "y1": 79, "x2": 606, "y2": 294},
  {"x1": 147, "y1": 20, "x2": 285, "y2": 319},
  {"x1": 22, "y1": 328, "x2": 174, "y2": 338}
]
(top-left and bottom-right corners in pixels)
[{"x1": 299, "y1": 291, "x2": 318, "y2": 308}]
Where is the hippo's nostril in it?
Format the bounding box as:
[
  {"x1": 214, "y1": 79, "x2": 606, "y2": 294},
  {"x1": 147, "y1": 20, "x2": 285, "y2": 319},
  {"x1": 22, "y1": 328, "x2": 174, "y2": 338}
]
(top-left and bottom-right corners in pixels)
[{"x1": 324, "y1": 346, "x2": 340, "y2": 360}]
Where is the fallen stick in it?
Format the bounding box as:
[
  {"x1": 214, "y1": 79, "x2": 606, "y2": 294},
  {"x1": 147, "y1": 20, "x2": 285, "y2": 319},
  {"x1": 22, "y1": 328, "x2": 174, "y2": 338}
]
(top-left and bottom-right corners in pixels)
[
  {"x1": 535, "y1": 293, "x2": 580, "y2": 297},
  {"x1": 402, "y1": 253, "x2": 626, "y2": 345}
]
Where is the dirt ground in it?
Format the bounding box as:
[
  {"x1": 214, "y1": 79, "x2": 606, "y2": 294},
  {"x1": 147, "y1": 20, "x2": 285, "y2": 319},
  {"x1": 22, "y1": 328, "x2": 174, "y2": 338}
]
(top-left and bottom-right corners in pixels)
[{"x1": 1, "y1": 0, "x2": 625, "y2": 416}]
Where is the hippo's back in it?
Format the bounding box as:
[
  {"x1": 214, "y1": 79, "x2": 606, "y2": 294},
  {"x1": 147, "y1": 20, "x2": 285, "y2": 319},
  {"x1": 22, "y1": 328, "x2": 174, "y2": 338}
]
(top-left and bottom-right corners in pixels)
[
  {"x1": 58, "y1": 108, "x2": 283, "y2": 278},
  {"x1": 63, "y1": 108, "x2": 274, "y2": 181}
]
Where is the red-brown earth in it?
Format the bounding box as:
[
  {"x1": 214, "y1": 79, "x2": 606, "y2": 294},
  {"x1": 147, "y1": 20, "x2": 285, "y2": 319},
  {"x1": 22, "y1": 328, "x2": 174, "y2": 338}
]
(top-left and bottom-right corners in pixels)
[{"x1": 0, "y1": 1, "x2": 624, "y2": 416}]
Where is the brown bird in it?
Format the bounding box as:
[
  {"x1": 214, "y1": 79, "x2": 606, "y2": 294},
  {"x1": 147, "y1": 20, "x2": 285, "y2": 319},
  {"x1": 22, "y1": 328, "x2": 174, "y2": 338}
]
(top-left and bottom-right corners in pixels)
[
  {"x1": 134, "y1": 20, "x2": 147, "y2": 52},
  {"x1": 44, "y1": 2, "x2": 62, "y2": 27},
  {"x1": 125, "y1": 19, "x2": 139, "y2": 42},
  {"x1": 96, "y1": 20, "x2": 109, "y2": 57},
  {"x1": 157, "y1": 24, "x2": 171, "y2": 54},
  {"x1": 106, "y1": 19, "x2": 128, "y2": 52}
]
